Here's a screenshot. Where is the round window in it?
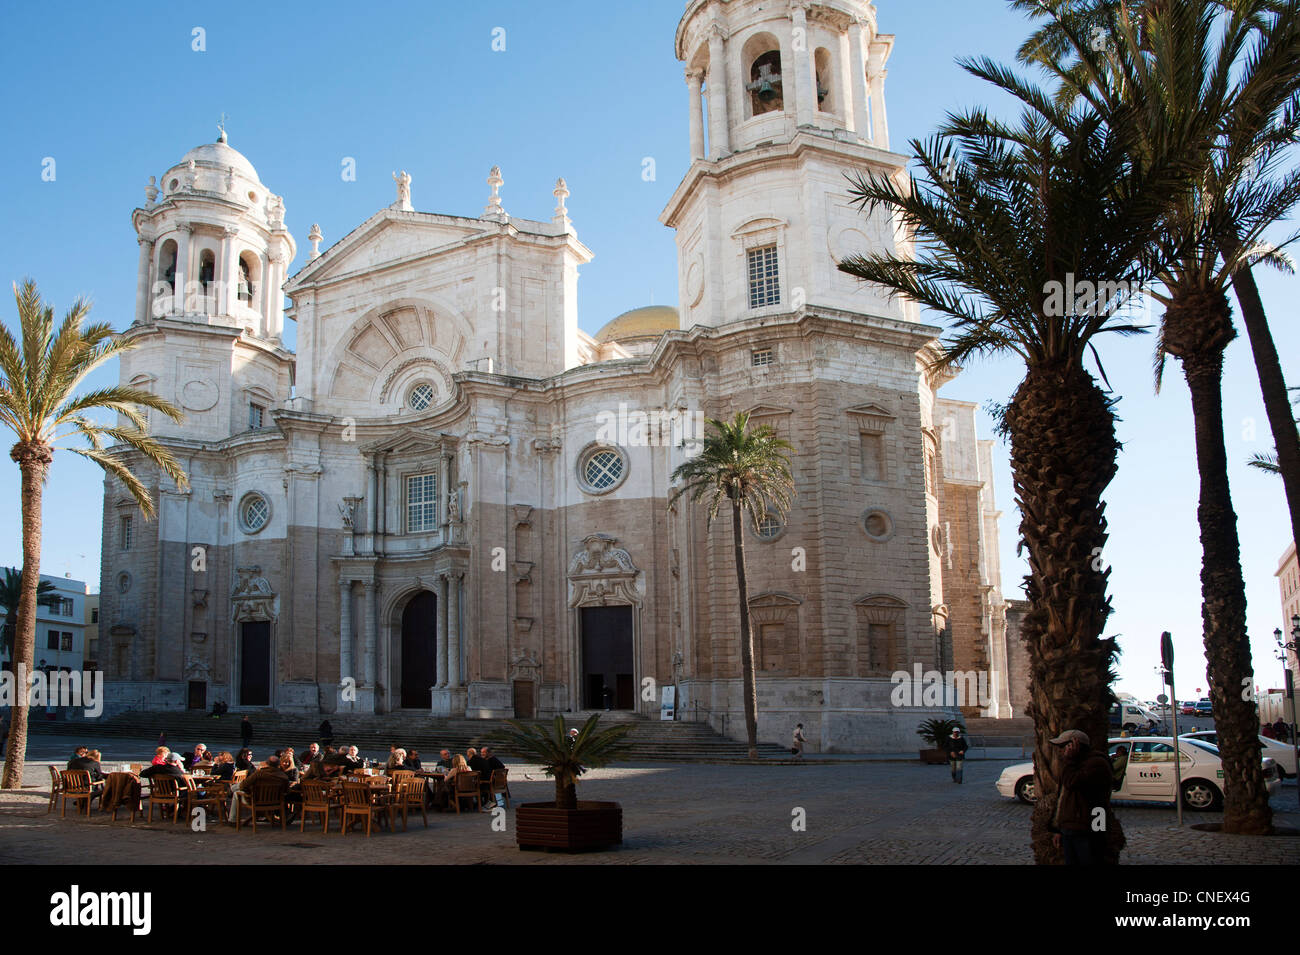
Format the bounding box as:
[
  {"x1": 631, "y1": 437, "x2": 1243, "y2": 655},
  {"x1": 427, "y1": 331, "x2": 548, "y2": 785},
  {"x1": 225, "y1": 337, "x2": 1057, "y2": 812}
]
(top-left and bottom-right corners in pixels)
[
  {"x1": 580, "y1": 446, "x2": 627, "y2": 494},
  {"x1": 753, "y1": 514, "x2": 783, "y2": 541},
  {"x1": 408, "y1": 382, "x2": 435, "y2": 411},
  {"x1": 240, "y1": 493, "x2": 270, "y2": 533},
  {"x1": 931, "y1": 525, "x2": 944, "y2": 555},
  {"x1": 862, "y1": 509, "x2": 895, "y2": 543}
]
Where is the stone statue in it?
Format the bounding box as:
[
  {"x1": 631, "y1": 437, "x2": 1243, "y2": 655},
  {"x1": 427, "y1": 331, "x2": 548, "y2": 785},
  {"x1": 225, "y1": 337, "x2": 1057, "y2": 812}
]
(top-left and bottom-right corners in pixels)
[
  {"x1": 338, "y1": 499, "x2": 357, "y2": 529},
  {"x1": 446, "y1": 486, "x2": 460, "y2": 524},
  {"x1": 393, "y1": 170, "x2": 411, "y2": 209},
  {"x1": 183, "y1": 159, "x2": 197, "y2": 191}
]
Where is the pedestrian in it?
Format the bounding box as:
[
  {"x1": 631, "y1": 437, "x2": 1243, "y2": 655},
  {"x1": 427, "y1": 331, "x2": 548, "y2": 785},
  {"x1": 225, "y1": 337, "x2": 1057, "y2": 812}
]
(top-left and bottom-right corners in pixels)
[
  {"x1": 1047, "y1": 729, "x2": 1113, "y2": 865},
  {"x1": 791, "y1": 723, "x2": 806, "y2": 759},
  {"x1": 319, "y1": 719, "x2": 334, "y2": 745},
  {"x1": 240, "y1": 715, "x2": 254, "y2": 748},
  {"x1": 947, "y1": 727, "x2": 968, "y2": 783},
  {"x1": 1273, "y1": 718, "x2": 1290, "y2": 743}
]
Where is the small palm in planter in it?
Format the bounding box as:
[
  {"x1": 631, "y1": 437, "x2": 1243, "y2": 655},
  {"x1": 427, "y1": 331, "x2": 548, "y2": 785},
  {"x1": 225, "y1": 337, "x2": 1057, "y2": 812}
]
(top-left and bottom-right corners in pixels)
[
  {"x1": 500, "y1": 713, "x2": 633, "y2": 851},
  {"x1": 917, "y1": 718, "x2": 966, "y2": 765}
]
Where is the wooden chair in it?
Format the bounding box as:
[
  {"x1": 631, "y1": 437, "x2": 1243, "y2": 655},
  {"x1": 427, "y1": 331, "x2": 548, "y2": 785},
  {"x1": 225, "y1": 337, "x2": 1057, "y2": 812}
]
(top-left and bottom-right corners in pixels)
[
  {"x1": 129, "y1": 764, "x2": 144, "y2": 774},
  {"x1": 388, "y1": 769, "x2": 414, "y2": 789},
  {"x1": 300, "y1": 779, "x2": 337, "y2": 834},
  {"x1": 47, "y1": 765, "x2": 63, "y2": 813},
  {"x1": 449, "y1": 771, "x2": 481, "y2": 814},
  {"x1": 340, "y1": 781, "x2": 392, "y2": 837},
  {"x1": 188, "y1": 779, "x2": 229, "y2": 826},
  {"x1": 146, "y1": 776, "x2": 185, "y2": 823},
  {"x1": 60, "y1": 770, "x2": 96, "y2": 818},
  {"x1": 106, "y1": 774, "x2": 142, "y2": 824},
  {"x1": 488, "y1": 769, "x2": 511, "y2": 808},
  {"x1": 233, "y1": 770, "x2": 247, "y2": 783},
  {"x1": 395, "y1": 776, "x2": 428, "y2": 830},
  {"x1": 236, "y1": 779, "x2": 289, "y2": 832}
]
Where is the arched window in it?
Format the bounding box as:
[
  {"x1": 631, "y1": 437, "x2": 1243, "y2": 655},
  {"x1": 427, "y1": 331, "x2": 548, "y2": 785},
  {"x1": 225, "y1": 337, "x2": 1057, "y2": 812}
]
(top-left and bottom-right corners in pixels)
[
  {"x1": 198, "y1": 249, "x2": 216, "y2": 309},
  {"x1": 741, "y1": 32, "x2": 784, "y2": 118},
  {"x1": 157, "y1": 240, "x2": 177, "y2": 292},
  {"x1": 814, "y1": 48, "x2": 834, "y2": 113},
  {"x1": 237, "y1": 253, "x2": 256, "y2": 306}
]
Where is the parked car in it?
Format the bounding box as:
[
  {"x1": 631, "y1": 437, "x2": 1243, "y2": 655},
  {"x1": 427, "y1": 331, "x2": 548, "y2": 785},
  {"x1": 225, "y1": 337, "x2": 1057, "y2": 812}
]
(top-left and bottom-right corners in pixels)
[
  {"x1": 994, "y1": 736, "x2": 1280, "y2": 811},
  {"x1": 1108, "y1": 702, "x2": 1163, "y2": 734},
  {"x1": 1181, "y1": 702, "x2": 1198, "y2": 716},
  {"x1": 1195, "y1": 699, "x2": 1214, "y2": 717},
  {"x1": 1181, "y1": 730, "x2": 1297, "y2": 778}
]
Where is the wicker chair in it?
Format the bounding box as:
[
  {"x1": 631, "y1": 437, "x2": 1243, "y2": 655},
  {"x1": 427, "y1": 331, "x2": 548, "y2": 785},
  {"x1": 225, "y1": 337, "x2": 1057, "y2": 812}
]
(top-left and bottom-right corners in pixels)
[
  {"x1": 395, "y1": 776, "x2": 428, "y2": 830},
  {"x1": 60, "y1": 770, "x2": 96, "y2": 818},
  {"x1": 145, "y1": 775, "x2": 185, "y2": 824},
  {"x1": 236, "y1": 779, "x2": 289, "y2": 832},
  {"x1": 47, "y1": 765, "x2": 63, "y2": 814},
  {"x1": 300, "y1": 779, "x2": 337, "y2": 834},
  {"x1": 449, "y1": 771, "x2": 481, "y2": 814},
  {"x1": 488, "y1": 768, "x2": 511, "y2": 808}
]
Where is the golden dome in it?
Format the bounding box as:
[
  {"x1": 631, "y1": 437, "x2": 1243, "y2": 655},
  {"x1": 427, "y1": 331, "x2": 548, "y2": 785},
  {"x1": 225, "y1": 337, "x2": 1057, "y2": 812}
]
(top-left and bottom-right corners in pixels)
[{"x1": 594, "y1": 305, "x2": 680, "y2": 344}]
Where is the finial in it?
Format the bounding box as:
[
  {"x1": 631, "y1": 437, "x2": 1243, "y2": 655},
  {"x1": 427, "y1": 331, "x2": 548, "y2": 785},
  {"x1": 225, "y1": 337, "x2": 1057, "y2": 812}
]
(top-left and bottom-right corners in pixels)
[
  {"x1": 392, "y1": 170, "x2": 412, "y2": 211},
  {"x1": 308, "y1": 223, "x2": 323, "y2": 260},
  {"x1": 484, "y1": 165, "x2": 507, "y2": 222},
  {"x1": 145, "y1": 175, "x2": 159, "y2": 206},
  {"x1": 217, "y1": 112, "x2": 228, "y2": 143},
  {"x1": 552, "y1": 177, "x2": 569, "y2": 223}
]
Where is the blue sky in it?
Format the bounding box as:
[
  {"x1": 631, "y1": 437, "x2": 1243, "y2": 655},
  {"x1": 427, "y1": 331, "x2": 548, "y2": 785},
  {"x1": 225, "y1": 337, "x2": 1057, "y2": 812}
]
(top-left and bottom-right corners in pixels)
[{"x1": 1, "y1": 0, "x2": 1295, "y2": 699}]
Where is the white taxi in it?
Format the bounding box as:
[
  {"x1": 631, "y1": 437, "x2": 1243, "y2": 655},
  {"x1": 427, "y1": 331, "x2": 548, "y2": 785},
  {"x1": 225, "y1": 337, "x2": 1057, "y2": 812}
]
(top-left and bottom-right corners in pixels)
[
  {"x1": 994, "y1": 736, "x2": 1281, "y2": 811},
  {"x1": 1180, "y1": 730, "x2": 1297, "y2": 778}
]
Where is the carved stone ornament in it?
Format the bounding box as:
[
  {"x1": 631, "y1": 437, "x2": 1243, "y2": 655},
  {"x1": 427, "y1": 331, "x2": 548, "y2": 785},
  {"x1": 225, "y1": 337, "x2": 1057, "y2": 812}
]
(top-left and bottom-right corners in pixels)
[
  {"x1": 567, "y1": 534, "x2": 641, "y2": 607},
  {"x1": 231, "y1": 566, "x2": 279, "y2": 623},
  {"x1": 509, "y1": 651, "x2": 541, "y2": 682}
]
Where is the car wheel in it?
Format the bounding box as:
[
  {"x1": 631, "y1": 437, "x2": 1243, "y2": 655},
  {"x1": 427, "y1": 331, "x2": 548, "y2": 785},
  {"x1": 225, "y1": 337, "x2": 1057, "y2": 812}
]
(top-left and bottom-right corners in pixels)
[
  {"x1": 1015, "y1": 776, "x2": 1037, "y2": 805},
  {"x1": 1181, "y1": 778, "x2": 1222, "y2": 812}
]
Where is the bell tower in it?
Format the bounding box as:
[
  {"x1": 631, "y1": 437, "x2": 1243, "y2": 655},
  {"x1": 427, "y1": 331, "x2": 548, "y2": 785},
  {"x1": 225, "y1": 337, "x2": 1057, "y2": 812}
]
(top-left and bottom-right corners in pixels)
[
  {"x1": 120, "y1": 130, "x2": 296, "y2": 443},
  {"x1": 662, "y1": 0, "x2": 914, "y2": 329}
]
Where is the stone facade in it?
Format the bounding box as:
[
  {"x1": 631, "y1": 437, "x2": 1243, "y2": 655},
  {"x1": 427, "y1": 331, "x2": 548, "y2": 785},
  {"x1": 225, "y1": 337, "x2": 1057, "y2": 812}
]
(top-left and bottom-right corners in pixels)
[{"x1": 98, "y1": 0, "x2": 1018, "y2": 751}]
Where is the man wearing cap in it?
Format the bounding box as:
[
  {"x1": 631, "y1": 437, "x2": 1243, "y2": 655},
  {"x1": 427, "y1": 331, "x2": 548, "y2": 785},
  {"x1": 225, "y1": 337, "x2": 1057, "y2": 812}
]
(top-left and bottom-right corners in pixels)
[
  {"x1": 946, "y1": 727, "x2": 968, "y2": 783},
  {"x1": 1048, "y1": 729, "x2": 1113, "y2": 864}
]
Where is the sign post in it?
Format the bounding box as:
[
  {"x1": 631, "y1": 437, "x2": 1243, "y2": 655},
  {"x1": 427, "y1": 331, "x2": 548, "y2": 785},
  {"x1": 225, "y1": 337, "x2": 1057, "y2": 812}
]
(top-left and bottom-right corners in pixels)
[{"x1": 1161, "y1": 631, "x2": 1183, "y2": 827}]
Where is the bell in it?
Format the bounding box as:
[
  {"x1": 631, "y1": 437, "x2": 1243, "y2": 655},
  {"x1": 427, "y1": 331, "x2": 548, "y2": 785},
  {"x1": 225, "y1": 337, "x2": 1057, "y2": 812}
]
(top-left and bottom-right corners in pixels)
[{"x1": 757, "y1": 79, "x2": 776, "y2": 102}]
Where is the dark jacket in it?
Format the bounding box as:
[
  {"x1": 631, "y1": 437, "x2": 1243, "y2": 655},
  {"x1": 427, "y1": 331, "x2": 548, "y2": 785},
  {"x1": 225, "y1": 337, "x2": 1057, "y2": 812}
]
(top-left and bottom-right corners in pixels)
[
  {"x1": 211, "y1": 762, "x2": 235, "y2": 781},
  {"x1": 141, "y1": 763, "x2": 186, "y2": 781},
  {"x1": 946, "y1": 736, "x2": 969, "y2": 759},
  {"x1": 1051, "y1": 749, "x2": 1113, "y2": 832},
  {"x1": 482, "y1": 756, "x2": 505, "y2": 777},
  {"x1": 240, "y1": 720, "x2": 254, "y2": 742},
  {"x1": 67, "y1": 755, "x2": 105, "y2": 782},
  {"x1": 468, "y1": 755, "x2": 488, "y2": 775},
  {"x1": 241, "y1": 767, "x2": 290, "y2": 793}
]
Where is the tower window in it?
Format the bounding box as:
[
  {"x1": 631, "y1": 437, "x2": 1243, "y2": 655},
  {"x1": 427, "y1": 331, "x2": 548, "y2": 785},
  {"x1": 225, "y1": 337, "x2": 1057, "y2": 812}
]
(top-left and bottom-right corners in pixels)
[
  {"x1": 408, "y1": 382, "x2": 435, "y2": 411},
  {"x1": 751, "y1": 348, "x2": 774, "y2": 367},
  {"x1": 746, "y1": 50, "x2": 784, "y2": 116},
  {"x1": 249, "y1": 403, "x2": 265, "y2": 430},
  {"x1": 198, "y1": 249, "x2": 216, "y2": 292},
  {"x1": 407, "y1": 473, "x2": 439, "y2": 533},
  {"x1": 747, "y1": 246, "x2": 780, "y2": 308},
  {"x1": 237, "y1": 255, "x2": 255, "y2": 304},
  {"x1": 120, "y1": 515, "x2": 133, "y2": 551}
]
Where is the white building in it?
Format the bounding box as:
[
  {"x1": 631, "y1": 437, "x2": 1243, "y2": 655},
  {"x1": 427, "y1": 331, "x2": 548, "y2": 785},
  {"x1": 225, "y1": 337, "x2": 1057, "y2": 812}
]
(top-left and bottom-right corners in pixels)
[{"x1": 1, "y1": 569, "x2": 89, "y2": 676}]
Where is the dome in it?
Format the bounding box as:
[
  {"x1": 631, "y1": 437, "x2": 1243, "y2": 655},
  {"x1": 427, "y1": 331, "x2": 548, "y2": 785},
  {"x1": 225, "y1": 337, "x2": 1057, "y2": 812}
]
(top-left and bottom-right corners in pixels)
[
  {"x1": 594, "y1": 305, "x2": 680, "y2": 344},
  {"x1": 178, "y1": 138, "x2": 260, "y2": 184}
]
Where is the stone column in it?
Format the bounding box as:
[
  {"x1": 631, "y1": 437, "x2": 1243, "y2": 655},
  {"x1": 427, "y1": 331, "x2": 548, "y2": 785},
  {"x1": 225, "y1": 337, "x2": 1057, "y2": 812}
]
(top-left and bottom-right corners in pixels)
[
  {"x1": 338, "y1": 580, "x2": 353, "y2": 682},
  {"x1": 439, "y1": 453, "x2": 452, "y2": 530},
  {"x1": 221, "y1": 227, "x2": 239, "y2": 317},
  {"x1": 376, "y1": 453, "x2": 387, "y2": 543},
  {"x1": 362, "y1": 580, "x2": 377, "y2": 686},
  {"x1": 265, "y1": 254, "x2": 283, "y2": 339},
  {"x1": 789, "y1": 3, "x2": 815, "y2": 127},
  {"x1": 848, "y1": 18, "x2": 870, "y2": 141},
  {"x1": 686, "y1": 69, "x2": 705, "y2": 160},
  {"x1": 436, "y1": 574, "x2": 449, "y2": 687},
  {"x1": 175, "y1": 226, "x2": 192, "y2": 315},
  {"x1": 134, "y1": 237, "x2": 153, "y2": 325},
  {"x1": 869, "y1": 43, "x2": 889, "y2": 149},
  {"x1": 366, "y1": 460, "x2": 378, "y2": 553},
  {"x1": 446, "y1": 572, "x2": 461, "y2": 687},
  {"x1": 707, "y1": 25, "x2": 731, "y2": 158}
]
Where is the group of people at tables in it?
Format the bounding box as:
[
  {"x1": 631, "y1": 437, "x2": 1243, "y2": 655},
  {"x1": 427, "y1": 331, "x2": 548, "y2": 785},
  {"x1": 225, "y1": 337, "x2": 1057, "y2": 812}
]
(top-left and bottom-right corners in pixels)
[{"x1": 62, "y1": 740, "x2": 508, "y2": 823}]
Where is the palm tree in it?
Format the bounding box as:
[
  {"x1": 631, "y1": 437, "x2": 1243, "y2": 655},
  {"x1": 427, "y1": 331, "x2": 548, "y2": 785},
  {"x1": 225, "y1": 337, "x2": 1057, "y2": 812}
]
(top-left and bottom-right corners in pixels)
[
  {"x1": 1247, "y1": 388, "x2": 1299, "y2": 474},
  {"x1": 0, "y1": 568, "x2": 58, "y2": 658},
  {"x1": 0, "y1": 279, "x2": 188, "y2": 790},
  {"x1": 1014, "y1": 0, "x2": 1300, "y2": 835},
  {"x1": 837, "y1": 60, "x2": 1193, "y2": 860},
  {"x1": 498, "y1": 714, "x2": 632, "y2": 809},
  {"x1": 668, "y1": 413, "x2": 796, "y2": 759}
]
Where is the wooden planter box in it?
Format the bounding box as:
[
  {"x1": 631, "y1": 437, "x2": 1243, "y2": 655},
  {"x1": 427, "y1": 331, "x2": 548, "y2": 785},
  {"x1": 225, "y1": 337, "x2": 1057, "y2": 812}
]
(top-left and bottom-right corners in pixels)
[
  {"x1": 919, "y1": 748, "x2": 949, "y2": 765},
  {"x1": 516, "y1": 800, "x2": 623, "y2": 852}
]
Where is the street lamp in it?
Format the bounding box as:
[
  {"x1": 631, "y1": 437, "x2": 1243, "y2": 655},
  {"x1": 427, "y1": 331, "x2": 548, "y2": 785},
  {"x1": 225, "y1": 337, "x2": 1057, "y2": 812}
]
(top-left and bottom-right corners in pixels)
[{"x1": 1273, "y1": 616, "x2": 1300, "y2": 808}]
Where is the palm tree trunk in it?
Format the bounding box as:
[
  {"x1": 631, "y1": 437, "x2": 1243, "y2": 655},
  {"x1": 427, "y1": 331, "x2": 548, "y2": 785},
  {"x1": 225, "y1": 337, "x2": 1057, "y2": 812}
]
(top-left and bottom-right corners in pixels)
[
  {"x1": 731, "y1": 500, "x2": 760, "y2": 759},
  {"x1": 2, "y1": 444, "x2": 52, "y2": 790},
  {"x1": 1004, "y1": 363, "x2": 1124, "y2": 864},
  {"x1": 556, "y1": 777, "x2": 577, "y2": 810},
  {"x1": 1175, "y1": 318, "x2": 1273, "y2": 835},
  {"x1": 1227, "y1": 260, "x2": 1300, "y2": 553}
]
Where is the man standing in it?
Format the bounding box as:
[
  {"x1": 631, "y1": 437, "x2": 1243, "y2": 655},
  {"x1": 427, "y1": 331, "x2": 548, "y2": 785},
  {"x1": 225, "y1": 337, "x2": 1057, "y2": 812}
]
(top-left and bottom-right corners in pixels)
[
  {"x1": 240, "y1": 715, "x2": 254, "y2": 748},
  {"x1": 1047, "y1": 729, "x2": 1114, "y2": 865},
  {"x1": 946, "y1": 727, "x2": 968, "y2": 784}
]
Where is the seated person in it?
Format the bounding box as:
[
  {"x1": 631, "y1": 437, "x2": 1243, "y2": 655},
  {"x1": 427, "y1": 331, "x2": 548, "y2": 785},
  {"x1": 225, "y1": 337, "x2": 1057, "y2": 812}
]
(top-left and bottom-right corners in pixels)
[
  {"x1": 435, "y1": 749, "x2": 453, "y2": 770},
  {"x1": 210, "y1": 752, "x2": 236, "y2": 781},
  {"x1": 436, "y1": 754, "x2": 474, "y2": 811},
  {"x1": 186, "y1": 743, "x2": 211, "y2": 769},
  {"x1": 234, "y1": 748, "x2": 255, "y2": 773},
  {"x1": 141, "y1": 752, "x2": 187, "y2": 781},
  {"x1": 1109, "y1": 744, "x2": 1130, "y2": 792},
  {"x1": 479, "y1": 746, "x2": 506, "y2": 807},
  {"x1": 279, "y1": 749, "x2": 300, "y2": 785},
  {"x1": 228, "y1": 756, "x2": 290, "y2": 824},
  {"x1": 301, "y1": 742, "x2": 322, "y2": 765},
  {"x1": 338, "y1": 746, "x2": 363, "y2": 773},
  {"x1": 405, "y1": 749, "x2": 423, "y2": 771},
  {"x1": 466, "y1": 748, "x2": 487, "y2": 775},
  {"x1": 67, "y1": 746, "x2": 105, "y2": 783},
  {"x1": 387, "y1": 748, "x2": 409, "y2": 773},
  {"x1": 151, "y1": 746, "x2": 170, "y2": 766}
]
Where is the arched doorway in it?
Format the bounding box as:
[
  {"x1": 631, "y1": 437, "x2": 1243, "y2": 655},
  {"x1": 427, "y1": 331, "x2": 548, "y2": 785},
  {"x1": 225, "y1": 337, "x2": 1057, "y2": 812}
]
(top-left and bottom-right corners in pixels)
[{"x1": 400, "y1": 591, "x2": 437, "y2": 709}]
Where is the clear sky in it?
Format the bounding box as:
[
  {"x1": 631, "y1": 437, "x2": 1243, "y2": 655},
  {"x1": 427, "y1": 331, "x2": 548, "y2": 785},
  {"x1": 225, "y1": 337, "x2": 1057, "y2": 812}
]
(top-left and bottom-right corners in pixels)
[{"x1": 0, "y1": 0, "x2": 1295, "y2": 700}]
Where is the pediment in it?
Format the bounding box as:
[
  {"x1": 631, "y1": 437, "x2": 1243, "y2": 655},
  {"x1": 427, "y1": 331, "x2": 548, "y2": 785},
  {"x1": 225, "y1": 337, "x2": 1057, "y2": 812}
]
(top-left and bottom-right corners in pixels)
[
  {"x1": 744, "y1": 403, "x2": 793, "y2": 419},
  {"x1": 287, "y1": 211, "x2": 488, "y2": 290},
  {"x1": 845, "y1": 403, "x2": 895, "y2": 420},
  {"x1": 359, "y1": 427, "x2": 457, "y2": 457}
]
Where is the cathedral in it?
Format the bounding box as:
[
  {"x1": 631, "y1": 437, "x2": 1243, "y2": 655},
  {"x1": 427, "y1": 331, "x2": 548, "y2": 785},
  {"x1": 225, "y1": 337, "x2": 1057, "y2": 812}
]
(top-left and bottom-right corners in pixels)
[{"x1": 98, "y1": 0, "x2": 1021, "y2": 752}]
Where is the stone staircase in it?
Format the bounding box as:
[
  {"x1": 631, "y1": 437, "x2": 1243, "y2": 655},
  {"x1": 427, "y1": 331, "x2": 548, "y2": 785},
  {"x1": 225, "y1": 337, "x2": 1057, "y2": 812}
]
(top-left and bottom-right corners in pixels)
[{"x1": 25, "y1": 709, "x2": 790, "y2": 762}]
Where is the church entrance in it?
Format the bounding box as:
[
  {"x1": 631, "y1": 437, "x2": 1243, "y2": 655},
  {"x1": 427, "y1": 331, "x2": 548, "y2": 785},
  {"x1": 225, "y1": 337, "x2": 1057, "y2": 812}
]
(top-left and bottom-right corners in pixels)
[
  {"x1": 238, "y1": 621, "x2": 270, "y2": 706},
  {"x1": 400, "y1": 591, "x2": 437, "y2": 709},
  {"x1": 580, "y1": 606, "x2": 635, "y2": 709}
]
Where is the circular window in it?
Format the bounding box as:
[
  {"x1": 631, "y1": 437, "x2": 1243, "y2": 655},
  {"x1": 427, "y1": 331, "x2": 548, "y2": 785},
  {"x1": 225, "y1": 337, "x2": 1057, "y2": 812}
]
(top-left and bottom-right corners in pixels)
[
  {"x1": 240, "y1": 493, "x2": 271, "y2": 533},
  {"x1": 169, "y1": 178, "x2": 178, "y2": 191},
  {"x1": 753, "y1": 514, "x2": 784, "y2": 541},
  {"x1": 931, "y1": 525, "x2": 945, "y2": 556},
  {"x1": 248, "y1": 191, "x2": 257, "y2": 202},
  {"x1": 578, "y1": 445, "x2": 628, "y2": 495},
  {"x1": 408, "y1": 382, "x2": 435, "y2": 411},
  {"x1": 862, "y1": 508, "x2": 895, "y2": 543}
]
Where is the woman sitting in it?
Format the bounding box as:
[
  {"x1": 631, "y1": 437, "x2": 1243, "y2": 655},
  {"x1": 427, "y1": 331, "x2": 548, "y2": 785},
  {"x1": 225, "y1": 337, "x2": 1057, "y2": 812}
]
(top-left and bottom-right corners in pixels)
[
  {"x1": 279, "y1": 748, "x2": 300, "y2": 785},
  {"x1": 151, "y1": 746, "x2": 170, "y2": 766},
  {"x1": 235, "y1": 748, "x2": 255, "y2": 773},
  {"x1": 210, "y1": 752, "x2": 236, "y2": 781}
]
